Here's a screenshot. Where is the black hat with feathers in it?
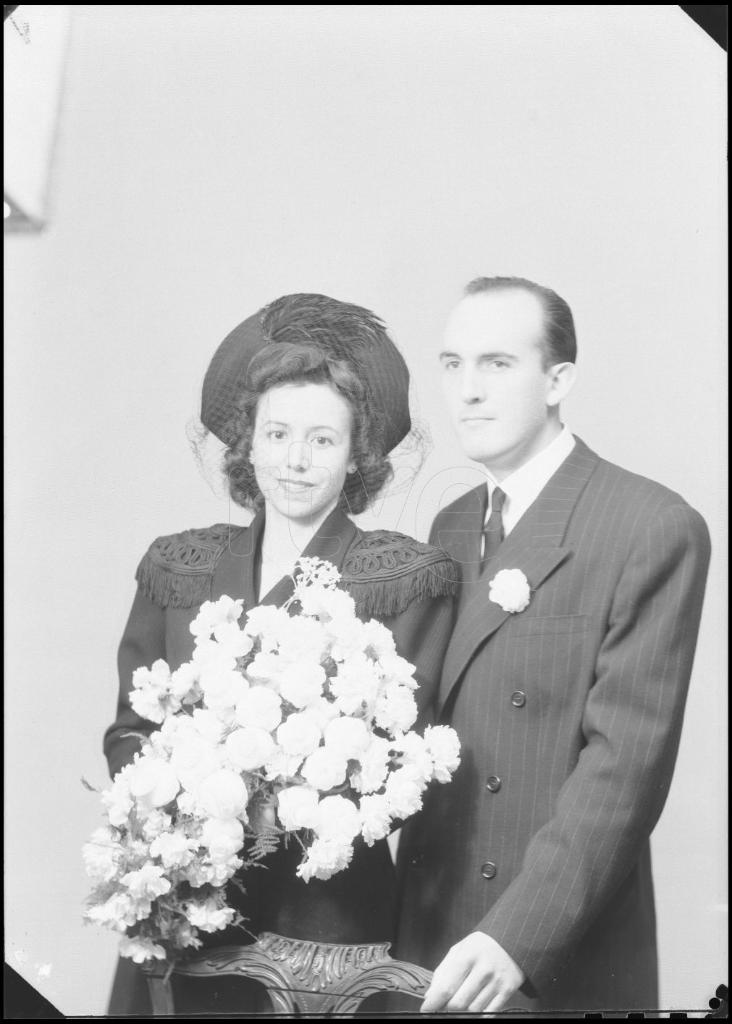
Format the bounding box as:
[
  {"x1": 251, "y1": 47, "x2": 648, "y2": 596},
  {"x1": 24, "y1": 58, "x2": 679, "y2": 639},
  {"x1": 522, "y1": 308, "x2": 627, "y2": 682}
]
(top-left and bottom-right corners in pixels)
[{"x1": 201, "y1": 293, "x2": 411, "y2": 452}]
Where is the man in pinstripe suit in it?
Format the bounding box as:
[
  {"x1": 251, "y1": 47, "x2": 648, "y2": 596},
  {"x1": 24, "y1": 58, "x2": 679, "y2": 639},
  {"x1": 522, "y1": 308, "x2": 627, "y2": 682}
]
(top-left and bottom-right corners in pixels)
[{"x1": 396, "y1": 277, "x2": 711, "y2": 1013}]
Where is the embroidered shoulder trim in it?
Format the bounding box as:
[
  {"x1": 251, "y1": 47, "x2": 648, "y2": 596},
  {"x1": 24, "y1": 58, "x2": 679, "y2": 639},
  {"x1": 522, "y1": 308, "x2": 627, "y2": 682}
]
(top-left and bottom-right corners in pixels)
[
  {"x1": 341, "y1": 531, "x2": 458, "y2": 618},
  {"x1": 135, "y1": 524, "x2": 231, "y2": 609}
]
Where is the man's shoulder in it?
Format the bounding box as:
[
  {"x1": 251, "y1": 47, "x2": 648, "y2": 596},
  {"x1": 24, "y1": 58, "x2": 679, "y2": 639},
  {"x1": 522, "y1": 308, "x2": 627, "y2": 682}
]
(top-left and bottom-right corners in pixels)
[
  {"x1": 342, "y1": 528, "x2": 458, "y2": 618},
  {"x1": 135, "y1": 522, "x2": 244, "y2": 608},
  {"x1": 586, "y1": 448, "x2": 708, "y2": 534}
]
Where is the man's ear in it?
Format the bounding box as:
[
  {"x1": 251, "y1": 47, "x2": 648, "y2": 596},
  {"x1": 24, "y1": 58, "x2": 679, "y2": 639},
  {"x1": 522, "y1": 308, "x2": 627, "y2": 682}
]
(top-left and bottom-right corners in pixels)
[{"x1": 546, "y1": 362, "x2": 577, "y2": 407}]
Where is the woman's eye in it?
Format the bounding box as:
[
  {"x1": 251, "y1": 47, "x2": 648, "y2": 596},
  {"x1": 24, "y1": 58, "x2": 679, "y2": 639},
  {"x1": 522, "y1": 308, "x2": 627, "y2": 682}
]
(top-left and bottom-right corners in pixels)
[
  {"x1": 267, "y1": 429, "x2": 286, "y2": 441},
  {"x1": 313, "y1": 435, "x2": 333, "y2": 447},
  {"x1": 443, "y1": 360, "x2": 460, "y2": 372}
]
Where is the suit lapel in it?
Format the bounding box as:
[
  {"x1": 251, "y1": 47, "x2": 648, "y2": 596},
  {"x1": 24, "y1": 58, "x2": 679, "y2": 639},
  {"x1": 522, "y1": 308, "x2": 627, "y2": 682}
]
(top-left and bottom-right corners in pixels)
[{"x1": 438, "y1": 438, "x2": 600, "y2": 714}]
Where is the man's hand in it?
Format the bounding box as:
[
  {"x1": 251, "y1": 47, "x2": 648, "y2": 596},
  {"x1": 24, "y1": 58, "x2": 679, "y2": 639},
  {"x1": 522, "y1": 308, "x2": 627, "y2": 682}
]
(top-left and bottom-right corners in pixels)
[{"x1": 420, "y1": 932, "x2": 525, "y2": 1014}]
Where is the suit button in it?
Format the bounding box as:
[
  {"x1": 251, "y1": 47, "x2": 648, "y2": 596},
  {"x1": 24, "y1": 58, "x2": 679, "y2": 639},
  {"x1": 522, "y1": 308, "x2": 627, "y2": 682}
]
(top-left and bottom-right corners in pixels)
[
  {"x1": 486, "y1": 775, "x2": 502, "y2": 793},
  {"x1": 410, "y1": 852, "x2": 424, "y2": 867},
  {"x1": 510, "y1": 690, "x2": 526, "y2": 708},
  {"x1": 481, "y1": 861, "x2": 497, "y2": 880}
]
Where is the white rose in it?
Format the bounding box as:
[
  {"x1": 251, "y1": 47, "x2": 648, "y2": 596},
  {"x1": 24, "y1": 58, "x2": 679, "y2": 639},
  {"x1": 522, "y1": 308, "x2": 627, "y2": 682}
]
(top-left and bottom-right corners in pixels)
[
  {"x1": 170, "y1": 734, "x2": 223, "y2": 791},
  {"x1": 276, "y1": 785, "x2": 320, "y2": 831},
  {"x1": 301, "y1": 748, "x2": 348, "y2": 792},
  {"x1": 296, "y1": 835, "x2": 354, "y2": 882},
  {"x1": 359, "y1": 793, "x2": 393, "y2": 846},
  {"x1": 186, "y1": 898, "x2": 237, "y2": 934},
  {"x1": 195, "y1": 769, "x2": 249, "y2": 820},
  {"x1": 276, "y1": 711, "x2": 322, "y2": 758},
  {"x1": 350, "y1": 736, "x2": 392, "y2": 795},
  {"x1": 423, "y1": 725, "x2": 462, "y2": 783},
  {"x1": 149, "y1": 829, "x2": 196, "y2": 869},
  {"x1": 315, "y1": 795, "x2": 361, "y2": 841},
  {"x1": 128, "y1": 757, "x2": 180, "y2": 810},
  {"x1": 488, "y1": 568, "x2": 531, "y2": 614},
  {"x1": 225, "y1": 727, "x2": 276, "y2": 772},
  {"x1": 278, "y1": 662, "x2": 327, "y2": 709},
  {"x1": 384, "y1": 765, "x2": 426, "y2": 820},
  {"x1": 119, "y1": 935, "x2": 167, "y2": 964},
  {"x1": 374, "y1": 684, "x2": 418, "y2": 734},
  {"x1": 323, "y1": 716, "x2": 370, "y2": 759},
  {"x1": 200, "y1": 817, "x2": 244, "y2": 862},
  {"x1": 235, "y1": 685, "x2": 283, "y2": 731},
  {"x1": 121, "y1": 862, "x2": 171, "y2": 901}
]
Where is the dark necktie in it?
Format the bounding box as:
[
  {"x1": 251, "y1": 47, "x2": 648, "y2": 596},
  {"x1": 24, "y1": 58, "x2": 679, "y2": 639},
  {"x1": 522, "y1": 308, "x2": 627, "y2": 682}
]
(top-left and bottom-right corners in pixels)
[{"x1": 481, "y1": 486, "x2": 506, "y2": 572}]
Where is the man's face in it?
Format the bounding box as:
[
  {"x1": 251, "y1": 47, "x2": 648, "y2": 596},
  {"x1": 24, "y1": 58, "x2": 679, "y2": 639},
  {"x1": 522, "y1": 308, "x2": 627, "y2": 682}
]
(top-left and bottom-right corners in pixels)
[{"x1": 439, "y1": 289, "x2": 563, "y2": 478}]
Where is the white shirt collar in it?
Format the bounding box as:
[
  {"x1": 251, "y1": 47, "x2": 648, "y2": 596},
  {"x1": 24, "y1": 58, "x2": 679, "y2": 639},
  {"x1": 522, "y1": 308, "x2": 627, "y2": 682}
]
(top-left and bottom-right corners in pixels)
[{"x1": 485, "y1": 425, "x2": 576, "y2": 535}]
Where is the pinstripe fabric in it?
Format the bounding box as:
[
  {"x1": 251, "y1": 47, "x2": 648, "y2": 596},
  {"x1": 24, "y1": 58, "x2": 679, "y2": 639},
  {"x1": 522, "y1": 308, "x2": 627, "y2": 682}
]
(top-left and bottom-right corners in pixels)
[{"x1": 396, "y1": 438, "x2": 711, "y2": 1012}]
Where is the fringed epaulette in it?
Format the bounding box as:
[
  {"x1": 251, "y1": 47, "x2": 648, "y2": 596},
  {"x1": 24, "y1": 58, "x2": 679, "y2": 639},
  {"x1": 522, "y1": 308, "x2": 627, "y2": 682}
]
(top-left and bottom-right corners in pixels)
[
  {"x1": 135, "y1": 524, "x2": 231, "y2": 609},
  {"x1": 341, "y1": 531, "x2": 458, "y2": 619}
]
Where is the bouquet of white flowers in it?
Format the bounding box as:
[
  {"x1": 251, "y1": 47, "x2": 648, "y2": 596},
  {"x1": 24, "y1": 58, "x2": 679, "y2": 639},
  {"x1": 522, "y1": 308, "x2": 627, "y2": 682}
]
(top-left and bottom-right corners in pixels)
[{"x1": 83, "y1": 558, "x2": 461, "y2": 964}]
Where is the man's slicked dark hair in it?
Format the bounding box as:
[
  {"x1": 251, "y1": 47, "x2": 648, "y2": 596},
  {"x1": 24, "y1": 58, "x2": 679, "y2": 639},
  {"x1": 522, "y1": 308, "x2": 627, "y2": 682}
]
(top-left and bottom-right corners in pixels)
[{"x1": 464, "y1": 276, "x2": 577, "y2": 367}]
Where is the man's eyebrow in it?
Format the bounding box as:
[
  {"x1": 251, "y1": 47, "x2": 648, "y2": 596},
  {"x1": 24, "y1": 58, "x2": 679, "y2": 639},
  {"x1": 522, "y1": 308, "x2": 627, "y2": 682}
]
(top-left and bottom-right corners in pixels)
[{"x1": 438, "y1": 350, "x2": 461, "y2": 360}]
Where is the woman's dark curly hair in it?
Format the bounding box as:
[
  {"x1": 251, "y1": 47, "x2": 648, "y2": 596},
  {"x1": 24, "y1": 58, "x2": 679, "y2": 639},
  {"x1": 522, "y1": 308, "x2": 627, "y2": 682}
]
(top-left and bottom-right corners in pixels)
[{"x1": 224, "y1": 341, "x2": 393, "y2": 515}]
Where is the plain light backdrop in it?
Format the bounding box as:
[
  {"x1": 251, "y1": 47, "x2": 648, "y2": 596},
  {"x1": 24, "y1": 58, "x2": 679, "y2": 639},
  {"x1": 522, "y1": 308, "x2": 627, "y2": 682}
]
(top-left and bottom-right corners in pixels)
[{"x1": 4, "y1": 5, "x2": 726, "y2": 1015}]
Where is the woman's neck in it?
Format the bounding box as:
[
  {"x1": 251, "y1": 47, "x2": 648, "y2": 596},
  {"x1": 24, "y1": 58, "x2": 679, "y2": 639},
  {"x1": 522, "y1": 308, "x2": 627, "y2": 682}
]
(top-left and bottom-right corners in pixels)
[{"x1": 259, "y1": 500, "x2": 339, "y2": 567}]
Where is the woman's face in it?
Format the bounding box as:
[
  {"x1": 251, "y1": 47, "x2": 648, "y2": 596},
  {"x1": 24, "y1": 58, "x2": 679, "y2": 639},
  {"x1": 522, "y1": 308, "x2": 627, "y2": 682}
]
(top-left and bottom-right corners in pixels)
[{"x1": 251, "y1": 382, "x2": 356, "y2": 524}]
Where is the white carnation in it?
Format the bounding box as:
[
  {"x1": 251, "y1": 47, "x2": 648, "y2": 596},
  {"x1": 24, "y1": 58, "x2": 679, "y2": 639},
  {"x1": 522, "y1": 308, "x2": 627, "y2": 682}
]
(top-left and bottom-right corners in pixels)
[
  {"x1": 101, "y1": 771, "x2": 134, "y2": 828},
  {"x1": 384, "y1": 765, "x2": 426, "y2": 820},
  {"x1": 278, "y1": 662, "x2": 327, "y2": 709},
  {"x1": 246, "y1": 650, "x2": 283, "y2": 684},
  {"x1": 212, "y1": 620, "x2": 254, "y2": 659},
  {"x1": 235, "y1": 686, "x2": 283, "y2": 731},
  {"x1": 315, "y1": 795, "x2": 361, "y2": 841},
  {"x1": 297, "y1": 585, "x2": 356, "y2": 623},
  {"x1": 244, "y1": 605, "x2": 291, "y2": 647},
  {"x1": 276, "y1": 711, "x2": 322, "y2": 758},
  {"x1": 330, "y1": 657, "x2": 380, "y2": 715},
  {"x1": 276, "y1": 616, "x2": 327, "y2": 663},
  {"x1": 396, "y1": 732, "x2": 433, "y2": 784},
  {"x1": 195, "y1": 769, "x2": 249, "y2": 820},
  {"x1": 323, "y1": 716, "x2": 370, "y2": 759},
  {"x1": 423, "y1": 725, "x2": 462, "y2": 783},
  {"x1": 296, "y1": 835, "x2": 354, "y2": 882},
  {"x1": 374, "y1": 684, "x2": 418, "y2": 734},
  {"x1": 141, "y1": 810, "x2": 173, "y2": 840},
  {"x1": 225, "y1": 727, "x2": 276, "y2": 772},
  {"x1": 86, "y1": 892, "x2": 143, "y2": 932},
  {"x1": 200, "y1": 817, "x2": 244, "y2": 862},
  {"x1": 169, "y1": 662, "x2": 201, "y2": 704},
  {"x1": 350, "y1": 736, "x2": 392, "y2": 794},
  {"x1": 276, "y1": 785, "x2": 320, "y2": 831},
  {"x1": 359, "y1": 793, "x2": 393, "y2": 846},
  {"x1": 191, "y1": 708, "x2": 227, "y2": 745},
  {"x1": 263, "y1": 748, "x2": 305, "y2": 782},
  {"x1": 301, "y1": 748, "x2": 348, "y2": 792},
  {"x1": 378, "y1": 652, "x2": 418, "y2": 690}
]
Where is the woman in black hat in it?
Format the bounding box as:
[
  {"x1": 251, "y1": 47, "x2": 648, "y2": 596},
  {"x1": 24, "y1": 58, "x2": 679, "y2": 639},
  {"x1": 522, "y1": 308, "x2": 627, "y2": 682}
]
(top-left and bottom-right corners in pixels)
[{"x1": 103, "y1": 294, "x2": 457, "y2": 1014}]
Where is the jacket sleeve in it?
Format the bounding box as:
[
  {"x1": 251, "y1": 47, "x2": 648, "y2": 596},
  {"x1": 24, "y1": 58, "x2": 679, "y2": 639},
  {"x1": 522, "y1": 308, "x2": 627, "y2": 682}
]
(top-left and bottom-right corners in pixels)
[
  {"x1": 477, "y1": 502, "x2": 711, "y2": 993},
  {"x1": 103, "y1": 586, "x2": 166, "y2": 780}
]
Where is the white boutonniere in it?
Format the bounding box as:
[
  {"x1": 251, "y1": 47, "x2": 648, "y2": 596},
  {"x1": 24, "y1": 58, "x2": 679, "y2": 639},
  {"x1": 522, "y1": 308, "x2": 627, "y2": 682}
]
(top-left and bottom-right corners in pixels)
[{"x1": 488, "y1": 568, "x2": 531, "y2": 613}]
